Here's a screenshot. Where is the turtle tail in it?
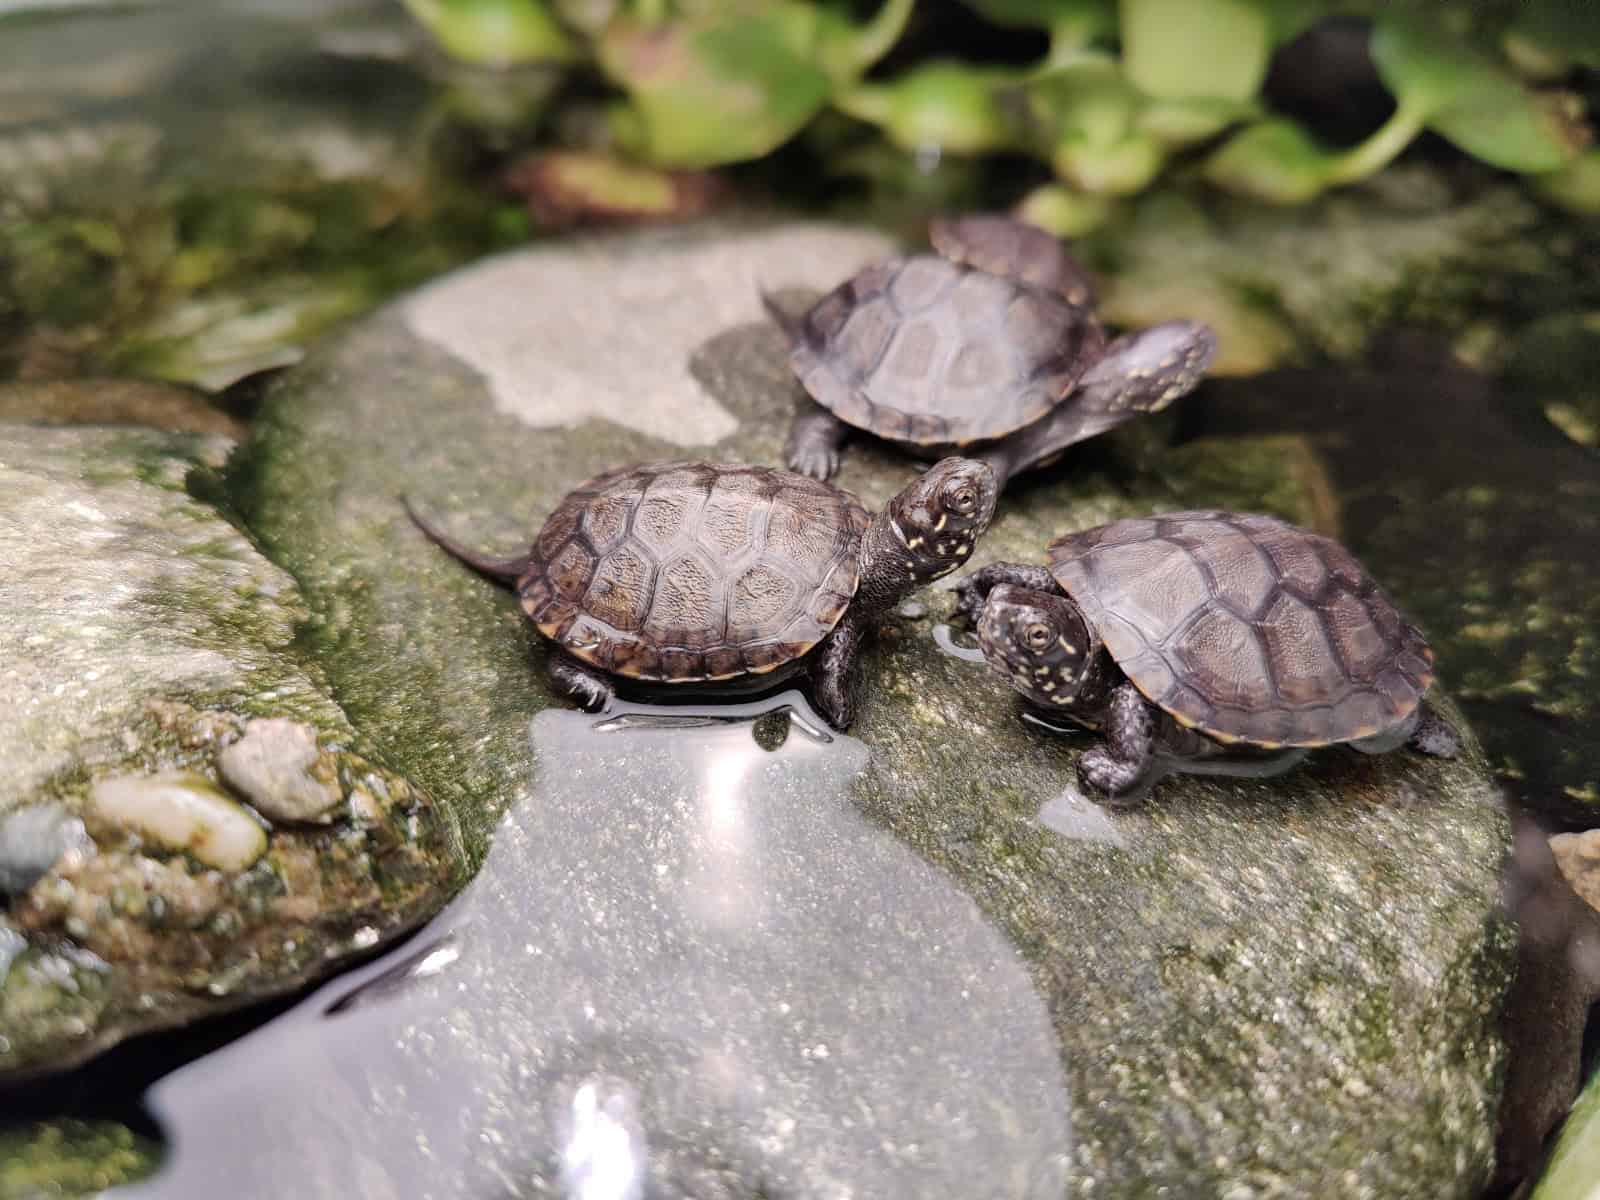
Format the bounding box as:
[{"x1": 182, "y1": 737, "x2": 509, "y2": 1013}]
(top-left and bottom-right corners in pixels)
[{"x1": 401, "y1": 496, "x2": 529, "y2": 586}]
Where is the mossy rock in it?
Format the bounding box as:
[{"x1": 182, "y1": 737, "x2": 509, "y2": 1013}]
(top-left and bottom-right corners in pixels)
[
  {"x1": 0, "y1": 425, "x2": 459, "y2": 1085},
  {"x1": 216, "y1": 223, "x2": 1514, "y2": 1196}
]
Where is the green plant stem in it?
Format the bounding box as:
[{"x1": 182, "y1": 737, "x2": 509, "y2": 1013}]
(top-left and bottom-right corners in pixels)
[
  {"x1": 839, "y1": 0, "x2": 916, "y2": 78},
  {"x1": 1326, "y1": 101, "x2": 1428, "y2": 184},
  {"x1": 1046, "y1": 12, "x2": 1099, "y2": 64},
  {"x1": 832, "y1": 84, "x2": 892, "y2": 127}
]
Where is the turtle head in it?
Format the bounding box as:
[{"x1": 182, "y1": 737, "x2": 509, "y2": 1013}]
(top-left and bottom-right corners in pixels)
[
  {"x1": 977, "y1": 584, "x2": 1096, "y2": 707},
  {"x1": 887, "y1": 457, "x2": 998, "y2": 582}
]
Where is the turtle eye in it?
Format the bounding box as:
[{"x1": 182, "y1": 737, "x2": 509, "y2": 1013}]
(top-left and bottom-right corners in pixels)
[
  {"x1": 1025, "y1": 622, "x2": 1051, "y2": 649},
  {"x1": 946, "y1": 485, "x2": 977, "y2": 515}
]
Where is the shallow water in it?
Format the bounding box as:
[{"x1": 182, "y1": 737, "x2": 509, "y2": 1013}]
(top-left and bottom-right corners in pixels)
[{"x1": 111, "y1": 696, "x2": 1071, "y2": 1198}]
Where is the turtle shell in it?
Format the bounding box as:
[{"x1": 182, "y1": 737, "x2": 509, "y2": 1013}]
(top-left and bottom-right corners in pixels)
[
  {"x1": 788, "y1": 255, "x2": 1105, "y2": 446},
  {"x1": 518, "y1": 462, "x2": 870, "y2": 683},
  {"x1": 1046, "y1": 511, "x2": 1435, "y2": 748}
]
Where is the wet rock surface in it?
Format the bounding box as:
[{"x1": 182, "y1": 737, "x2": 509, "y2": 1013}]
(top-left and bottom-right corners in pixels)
[
  {"x1": 213, "y1": 223, "x2": 1514, "y2": 1197},
  {"x1": 0, "y1": 425, "x2": 457, "y2": 1080},
  {"x1": 121, "y1": 702, "x2": 1074, "y2": 1198}
]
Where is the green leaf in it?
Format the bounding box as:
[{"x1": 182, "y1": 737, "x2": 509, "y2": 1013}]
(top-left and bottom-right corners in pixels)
[
  {"x1": 1371, "y1": 13, "x2": 1588, "y2": 172},
  {"x1": 813, "y1": 0, "x2": 916, "y2": 83},
  {"x1": 400, "y1": 0, "x2": 581, "y2": 66},
  {"x1": 1530, "y1": 1068, "x2": 1600, "y2": 1200},
  {"x1": 1429, "y1": 89, "x2": 1589, "y2": 173},
  {"x1": 1015, "y1": 183, "x2": 1115, "y2": 236},
  {"x1": 1119, "y1": 0, "x2": 1270, "y2": 102},
  {"x1": 1259, "y1": 0, "x2": 1322, "y2": 46},
  {"x1": 1136, "y1": 94, "x2": 1258, "y2": 147},
  {"x1": 1053, "y1": 129, "x2": 1165, "y2": 194},
  {"x1": 1204, "y1": 118, "x2": 1340, "y2": 204},
  {"x1": 959, "y1": 0, "x2": 1115, "y2": 37},
  {"x1": 599, "y1": 9, "x2": 833, "y2": 166},
  {"x1": 1023, "y1": 59, "x2": 1140, "y2": 148},
  {"x1": 1534, "y1": 149, "x2": 1600, "y2": 217},
  {"x1": 834, "y1": 61, "x2": 1023, "y2": 156},
  {"x1": 1505, "y1": 0, "x2": 1600, "y2": 73}
]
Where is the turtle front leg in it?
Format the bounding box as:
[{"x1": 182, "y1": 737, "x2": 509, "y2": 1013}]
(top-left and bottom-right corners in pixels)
[
  {"x1": 953, "y1": 563, "x2": 1062, "y2": 625},
  {"x1": 785, "y1": 402, "x2": 850, "y2": 481},
  {"x1": 1001, "y1": 320, "x2": 1218, "y2": 479},
  {"x1": 1078, "y1": 683, "x2": 1157, "y2": 799},
  {"x1": 809, "y1": 610, "x2": 868, "y2": 730},
  {"x1": 547, "y1": 649, "x2": 614, "y2": 713}
]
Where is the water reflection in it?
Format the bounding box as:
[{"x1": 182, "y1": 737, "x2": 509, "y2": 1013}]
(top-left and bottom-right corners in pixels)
[{"x1": 115, "y1": 693, "x2": 1071, "y2": 1198}]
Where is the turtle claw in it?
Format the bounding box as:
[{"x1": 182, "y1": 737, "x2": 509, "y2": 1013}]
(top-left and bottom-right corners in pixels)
[
  {"x1": 787, "y1": 443, "x2": 839, "y2": 481},
  {"x1": 548, "y1": 652, "x2": 613, "y2": 714},
  {"x1": 952, "y1": 578, "x2": 986, "y2": 626}
]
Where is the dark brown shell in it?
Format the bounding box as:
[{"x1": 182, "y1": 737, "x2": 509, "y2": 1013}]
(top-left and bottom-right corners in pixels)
[
  {"x1": 1046, "y1": 511, "x2": 1435, "y2": 748},
  {"x1": 518, "y1": 462, "x2": 869, "y2": 682},
  {"x1": 788, "y1": 255, "x2": 1105, "y2": 446}
]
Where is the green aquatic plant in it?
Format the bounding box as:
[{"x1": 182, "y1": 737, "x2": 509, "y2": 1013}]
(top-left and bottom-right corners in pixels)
[
  {"x1": 1207, "y1": 10, "x2": 1590, "y2": 203},
  {"x1": 401, "y1": 0, "x2": 583, "y2": 65},
  {"x1": 599, "y1": 0, "x2": 913, "y2": 167},
  {"x1": 395, "y1": 0, "x2": 1597, "y2": 213},
  {"x1": 833, "y1": 60, "x2": 1025, "y2": 158}
]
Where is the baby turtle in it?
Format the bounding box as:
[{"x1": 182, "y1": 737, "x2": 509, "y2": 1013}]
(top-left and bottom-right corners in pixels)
[
  {"x1": 765, "y1": 214, "x2": 1218, "y2": 489},
  {"x1": 953, "y1": 510, "x2": 1459, "y2": 799},
  {"x1": 405, "y1": 458, "x2": 997, "y2": 730}
]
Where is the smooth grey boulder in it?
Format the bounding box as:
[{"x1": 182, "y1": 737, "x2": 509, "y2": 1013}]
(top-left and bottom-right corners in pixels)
[
  {"x1": 0, "y1": 425, "x2": 456, "y2": 1081},
  {"x1": 215, "y1": 223, "x2": 1514, "y2": 1197}
]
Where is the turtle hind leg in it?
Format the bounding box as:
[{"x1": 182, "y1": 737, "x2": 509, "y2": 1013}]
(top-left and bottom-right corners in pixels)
[
  {"x1": 809, "y1": 610, "x2": 867, "y2": 730},
  {"x1": 1349, "y1": 702, "x2": 1460, "y2": 758},
  {"x1": 1081, "y1": 321, "x2": 1217, "y2": 416},
  {"x1": 1077, "y1": 683, "x2": 1158, "y2": 800},
  {"x1": 784, "y1": 401, "x2": 850, "y2": 481},
  {"x1": 547, "y1": 650, "x2": 614, "y2": 713},
  {"x1": 1001, "y1": 320, "x2": 1219, "y2": 480},
  {"x1": 1407, "y1": 701, "x2": 1461, "y2": 758}
]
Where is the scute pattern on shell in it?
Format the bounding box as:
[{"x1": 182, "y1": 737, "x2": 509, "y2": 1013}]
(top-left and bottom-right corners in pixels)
[
  {"x1": 518, "y1": 462, "x2": 869, "y2": 682},
  {"x1": 1046, "y1": 511, "x2": 1435, "y2": 747},
  {"x1": 789, "y1": 255, "x2": 1104, "y2": 446}
]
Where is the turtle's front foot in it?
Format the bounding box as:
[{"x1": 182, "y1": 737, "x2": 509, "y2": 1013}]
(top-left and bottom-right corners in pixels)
[
  {"x1": 1408, "y1": 703, "x2": 1461, "y2": 758},
  {"x1": 548, "y1": 651, "x2": 613, "y2": 713},
  {"x1": 951, "y1": 576, "x2": 989, "y2": 626},
  {"x1": 1078, "y1": 683, "x2": 1157, "y2": 800},
  {"x1": 787, "y1": 441, "x2": 839, "y2": 481},
  {"x1": 784, "y1": 405, "x2": 848, "y2": 481},
  {"x1": 810, "y1": 612, "x2": 864, "y2": 731},
  {"x1": 952, "y1": 563, "x2": 1059, "y2": 626},
  {"x1": 1078, "y1": 746, "x2": 1152, "y2": 799}
]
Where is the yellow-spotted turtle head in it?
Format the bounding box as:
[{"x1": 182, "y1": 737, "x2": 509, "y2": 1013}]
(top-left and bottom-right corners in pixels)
[
  {"x1": 888, "y1": 457, "x2": 999, "y2": 583},
  {"x1": 976, "y1": 584, "x2": 1097, "y2": 708}
]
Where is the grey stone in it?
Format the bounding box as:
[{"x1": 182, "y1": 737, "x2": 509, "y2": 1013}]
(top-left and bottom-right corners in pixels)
[
  {"x1": 218, "y1": 718, "x2": 343, "y2": 824},
  {"x1": 0, "y1": 424, "x2": 455, "y2": 1079},
  {"x1": 220, "y1": 223, "x2": 1514, "y2": 1197},
  {"x1": 0, "y1": 805, "x2": 93, "y2": 897}
]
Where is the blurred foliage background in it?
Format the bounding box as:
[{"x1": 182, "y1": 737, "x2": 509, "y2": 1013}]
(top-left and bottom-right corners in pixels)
[{"x1": 394, "y1": 0, "x2": 1599, "y2": 229}]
